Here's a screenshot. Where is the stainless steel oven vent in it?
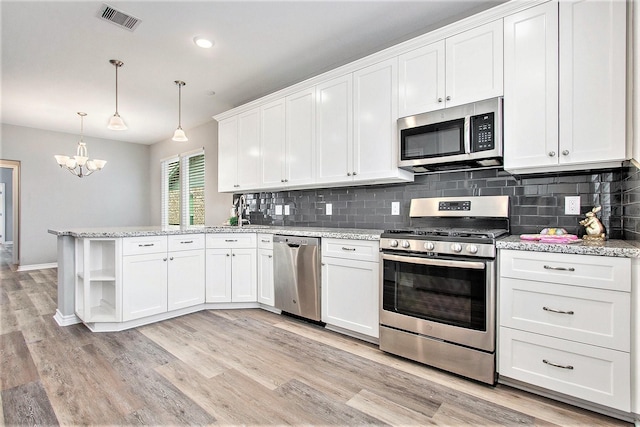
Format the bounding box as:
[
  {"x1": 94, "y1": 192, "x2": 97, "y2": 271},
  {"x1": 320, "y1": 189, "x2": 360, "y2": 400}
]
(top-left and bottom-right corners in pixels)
[{"x1": 97, "y1": 4, "x2": 141, "y2": 32}]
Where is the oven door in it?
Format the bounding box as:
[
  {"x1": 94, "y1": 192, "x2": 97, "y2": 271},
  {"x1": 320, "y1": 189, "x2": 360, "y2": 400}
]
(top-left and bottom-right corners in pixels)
[{"x1": 380, "y1": 252, "x2": 495, "y2": 352}]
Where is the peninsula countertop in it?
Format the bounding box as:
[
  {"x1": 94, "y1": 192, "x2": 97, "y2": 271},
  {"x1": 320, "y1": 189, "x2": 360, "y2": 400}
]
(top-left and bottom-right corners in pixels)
[{"x1": 48, "y1": 225, "x2": 384, "y2": 241}]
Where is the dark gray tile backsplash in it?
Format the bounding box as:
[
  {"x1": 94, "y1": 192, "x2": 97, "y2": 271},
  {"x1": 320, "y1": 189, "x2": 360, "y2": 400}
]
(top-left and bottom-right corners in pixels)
[{"x1": 238, "y1": 162, "x2": 640, "y2": 241}]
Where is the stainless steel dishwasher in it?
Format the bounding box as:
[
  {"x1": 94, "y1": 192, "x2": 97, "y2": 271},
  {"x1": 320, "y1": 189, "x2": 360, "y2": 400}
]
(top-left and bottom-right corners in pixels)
[{"x1": 273, "y1": 235, "x2": 321, "y2": 322}]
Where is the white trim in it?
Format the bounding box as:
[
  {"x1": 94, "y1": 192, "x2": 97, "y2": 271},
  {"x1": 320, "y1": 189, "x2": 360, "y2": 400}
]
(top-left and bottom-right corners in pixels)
[
  {"x1": 17, "y1": 262, "x2": 57, "y2": 271},
  {"x1": 53, "y1": 309, "x2": 81, "y2": 326},
  {"x1": 4, "y1": 241, "x2": 13, "y2": 245}
]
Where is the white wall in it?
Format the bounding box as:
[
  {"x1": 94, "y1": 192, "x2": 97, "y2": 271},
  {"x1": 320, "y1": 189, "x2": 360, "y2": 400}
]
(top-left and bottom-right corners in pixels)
[
  {"x1": 1, "y1": 123, "x2": 151, "y2": 266},
  {"x1": 148, "y1": 120, "x2": 232, "y2": 226}
]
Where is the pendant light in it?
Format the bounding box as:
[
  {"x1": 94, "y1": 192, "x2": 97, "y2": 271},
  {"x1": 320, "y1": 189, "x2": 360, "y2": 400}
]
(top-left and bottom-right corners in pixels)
[
  {"x1": 172, "y1": 80, "x2": 188, "y2": 141},
  {"x1": 54, "y1": 112, "x2": 107, "y2": 177},
  {"x1": 107, "y1": 59, "x2": 127, "y2": 130}
]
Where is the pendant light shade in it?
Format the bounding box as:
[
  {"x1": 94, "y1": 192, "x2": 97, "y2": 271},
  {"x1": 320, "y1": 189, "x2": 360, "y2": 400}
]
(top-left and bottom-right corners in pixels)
[
  {"x1": 54, "y1": 112, "x2": 107, "y2": 178},
  {"x1": 172, "y1": 80, "x2": 188, "y2": 141},
  {"x1": 107, "y1": 59, "x2": 127, "y2": 130}
]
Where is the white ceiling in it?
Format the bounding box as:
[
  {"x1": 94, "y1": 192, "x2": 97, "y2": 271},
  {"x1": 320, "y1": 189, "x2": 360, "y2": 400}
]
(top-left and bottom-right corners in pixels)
[{"x1": 1, "y1": 0, "x2": 504, "y2": 145}]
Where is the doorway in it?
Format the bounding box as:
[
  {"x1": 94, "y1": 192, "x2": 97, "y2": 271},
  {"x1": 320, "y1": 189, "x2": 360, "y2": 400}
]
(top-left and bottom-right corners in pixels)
[{"x1": 0, "y1": 160, "x2": 20, "y2": 266}]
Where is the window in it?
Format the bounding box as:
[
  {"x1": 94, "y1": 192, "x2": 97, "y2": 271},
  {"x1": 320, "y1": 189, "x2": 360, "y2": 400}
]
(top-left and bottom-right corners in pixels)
[{"x1": 161, "y1": 149, "x2": 205, "y2": 226}]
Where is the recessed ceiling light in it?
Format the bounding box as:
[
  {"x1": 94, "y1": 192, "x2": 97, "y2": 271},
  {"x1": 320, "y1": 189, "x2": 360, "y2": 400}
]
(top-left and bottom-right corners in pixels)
[{"x1": 193, "y1": 37, "x2": 213, "y2": 49}]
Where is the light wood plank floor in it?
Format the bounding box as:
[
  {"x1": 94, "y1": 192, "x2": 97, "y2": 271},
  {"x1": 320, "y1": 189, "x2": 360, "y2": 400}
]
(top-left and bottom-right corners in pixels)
[{"x1": 0, "y1": 246, "x2": 632, "y2": 426}]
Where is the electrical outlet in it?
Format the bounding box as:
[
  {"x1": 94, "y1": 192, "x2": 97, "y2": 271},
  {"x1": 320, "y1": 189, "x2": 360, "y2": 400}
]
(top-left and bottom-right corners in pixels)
[
  {"x1": 275, "y1": 205, "x2": 283, "y2": 215},
  {"x1": 565, "y1": 196, "x2": 581, "y2": 215},
  {"x1": 284, "y1": 205, "x2": 290, "y2": 215},
  {"x1": 391, "y1": 201, "x2": 400, "y2": 215},
  {"x1": 326, "y1": 203, "x2": 332, "y2": 215}
]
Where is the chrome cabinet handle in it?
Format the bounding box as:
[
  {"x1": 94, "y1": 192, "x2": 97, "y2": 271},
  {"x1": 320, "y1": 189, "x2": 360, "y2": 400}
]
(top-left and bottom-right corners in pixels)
[
  {"x1": 268, "y1": 255, "x2": 272, "y2": 258},
  {"x1": 548, "y1": 151, "x2": 556, "y2": 157},
  {"x1": 232, "y1": 253, "x2": 236, "y2": 257},
  {"x1": 446, "y1": 96, "x2": 451, "y2": 101},
  {"x1": 163, "y1": 257, "x2": 167, "y2": 261},
  {"x1": 543, "y1": 359, "x2": 573, "y2": 370},
  {"x1": 543, "y1": 307, "x2": 574, "y2": 315},
  {"x1": 438, "y1": 97, "x2": 443, "y2": 103},
  {"x1": 225, "y1": 239, "x2": 238, "y2": 242},
  {"x1": 261, "y1": 239, "x2": 270, "y2": 243},
  {"x1": 562, "y1": 150, "x2": 570, "y2": 156},
  {"x1": 233, "y1": 184, "x2": 240, "y2": 188},
  {"x1": 347, "y1": 172, "x2": 352, "y2": 176},
  {"x1": 180, "y1": 240, "x2": 193, "y2": 244},
  {"x1": 169, "y1": 256, "x2": 174, "y2": 261},
  {"x1": 138, "y1": 243, "x2": 154, "y2": 247},
  {"x1": 226, "y1": 253, "x2": 230, "y2": 257},
  {"x1": 341, "y1": 247, "x2": 356, "y2": 251},
  {"x1": 352, "y1": 171, "x2": 357, "y2": 176},
  {"x1": 543, "y1": 265, "x2": 575, "y2": 272}
]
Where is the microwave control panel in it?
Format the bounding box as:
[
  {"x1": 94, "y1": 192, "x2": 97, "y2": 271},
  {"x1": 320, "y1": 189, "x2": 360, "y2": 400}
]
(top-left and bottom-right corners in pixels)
[{"x1": 470, "y1": 112, "x2": 495, "y2": 152}]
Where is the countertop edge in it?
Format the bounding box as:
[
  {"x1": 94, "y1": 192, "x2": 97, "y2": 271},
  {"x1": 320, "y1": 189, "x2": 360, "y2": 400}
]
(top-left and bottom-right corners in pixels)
[{"x1": 497, "y1": 236, "x2": 640, "y2": 258}]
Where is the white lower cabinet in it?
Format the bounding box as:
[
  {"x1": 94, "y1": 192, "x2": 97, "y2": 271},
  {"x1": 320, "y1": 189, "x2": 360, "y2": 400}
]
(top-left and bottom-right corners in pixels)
[
  {"x1": 122, "y1": 252, "x2": 168, "y2": 321},
  {"x1": 167, "y1": 249, "x2": 205, "y2": 311},
  {"x1": 321, "y1": 238, "x2": 379, "y2": 339},
  {"x1": 498, "y1": 249, "x2": 632, "y2": 412},
  {"x1": 205, "y1": 233, "x2": 257, "y2": 303},
  {"x1": 257, "y1": 234, "x2": 274, "y2": 306}
]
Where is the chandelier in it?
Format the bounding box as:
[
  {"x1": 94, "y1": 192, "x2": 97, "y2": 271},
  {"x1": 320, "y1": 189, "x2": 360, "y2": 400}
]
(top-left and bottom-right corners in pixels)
[{"x1": 54, "y1": 112, "x2": 107, "y2": 178}]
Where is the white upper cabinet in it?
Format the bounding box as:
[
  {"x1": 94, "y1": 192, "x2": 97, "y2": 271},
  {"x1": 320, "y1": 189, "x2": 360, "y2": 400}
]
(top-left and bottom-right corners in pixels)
[
  {"x1": 558, "y1": 0, "x2": 626, "y2": 166},
  {"x1": 316, "y1": 74, "x2": 353, "y2": 184},
  {"x1": 260, "y1": 99, "x2": 286, "y2": 188},
  {"x1": 445, "y1": 19, "x2": 504, "y2": 108},
  {"x1": 353, "y1": 58, "x2": 411, "y2": 183},
  {"x1": 285, "y1": 87, "x2": 316, "y2": 187},
  {"x1": 504, "y1": 0, "x2": 627, "y2": 174},
  {"x1": 398, "y1": 41, "x2": 445, "y2": 117},
  {"x1": 218, "y1": 109, "x2": 261, "y2": 192},
  {"x1": 218, "y1": 116, "x2": 238, "y2": 192},
  {"x1": 503, "y1": 1, "x2": 559, "y2": 171},
  {"x1": 398, "y1": 20, "x2": 503, "y2": 117}
]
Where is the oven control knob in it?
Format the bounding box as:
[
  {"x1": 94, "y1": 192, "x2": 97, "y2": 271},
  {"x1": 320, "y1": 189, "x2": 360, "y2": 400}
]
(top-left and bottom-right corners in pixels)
[
  {"x1": 424, "y1": 242, "x2": 435, "y2": 251},
  {"x1": 389, "y1": 239, "x2": 399, "y2": 248},
  {"x1": 401, "y1": 240, "x2": 411, "y2": 249},
  {"x1": 451, "y1": 243, "x2": 462, "y2": 253},
  {"x1": 467, "y1": 245, "x2": 478, "y2": 254}
]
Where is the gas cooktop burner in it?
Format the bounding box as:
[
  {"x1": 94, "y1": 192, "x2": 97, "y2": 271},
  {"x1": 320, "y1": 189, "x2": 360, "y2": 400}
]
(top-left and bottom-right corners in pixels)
[{"x1": 382, "y1": 228, "x2": 508, "y2": 240}]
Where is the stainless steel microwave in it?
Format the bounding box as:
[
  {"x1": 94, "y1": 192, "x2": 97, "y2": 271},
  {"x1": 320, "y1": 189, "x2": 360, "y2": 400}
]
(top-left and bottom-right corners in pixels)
[{"x1": 398, "y1": 97, "x2": 503, "y2": 173}]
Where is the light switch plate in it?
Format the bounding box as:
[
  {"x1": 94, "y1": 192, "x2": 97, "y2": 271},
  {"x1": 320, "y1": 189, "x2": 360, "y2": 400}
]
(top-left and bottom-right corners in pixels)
[
  {"x1": 391, "y1": 201, "x2": 400, "y2": 215},
  {"x1": 284, "y1": 205, "x2": 290, "y2": 215},
  {"x1": 326, "y1": 203, "x2": 332, "y2": 215},
  {"x1": 275, "y1": 205, "x2": 283, "y2": 215},
  {"x1": 565, "y1": 196, "x2": 581, "y2": 215}
]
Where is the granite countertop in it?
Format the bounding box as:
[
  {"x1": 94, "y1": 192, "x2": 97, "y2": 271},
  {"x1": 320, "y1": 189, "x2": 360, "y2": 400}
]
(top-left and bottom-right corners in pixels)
[
  {"x1": 48, "y1": 225, "x2": 383, "y2": 241},
  {"x1": 497, "y1": 235, "x2": 640, "y2": 258}
]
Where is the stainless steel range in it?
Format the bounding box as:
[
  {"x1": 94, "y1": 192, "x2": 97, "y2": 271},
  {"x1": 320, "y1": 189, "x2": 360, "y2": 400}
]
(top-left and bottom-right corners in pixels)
[{"x1": 379, "y1": 195, "x2": 509, "y2": 385}]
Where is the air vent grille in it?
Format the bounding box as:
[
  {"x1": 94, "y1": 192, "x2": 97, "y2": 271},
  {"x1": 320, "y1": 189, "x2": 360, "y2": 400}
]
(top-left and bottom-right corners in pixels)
[{"x1": 97, "y1": 4, "x2": 141, "y2": 31}]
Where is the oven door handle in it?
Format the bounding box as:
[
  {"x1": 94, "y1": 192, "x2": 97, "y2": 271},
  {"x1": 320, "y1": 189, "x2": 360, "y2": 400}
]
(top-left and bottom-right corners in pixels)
[{"x1": 381, "y1": 253, "x2": 486, "y2": 270}]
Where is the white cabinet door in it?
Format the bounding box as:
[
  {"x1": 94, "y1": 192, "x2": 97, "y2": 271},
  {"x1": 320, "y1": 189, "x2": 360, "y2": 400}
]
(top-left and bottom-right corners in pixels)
[
  {"x1": 205, "y1": 249, "x2": 232, "y2": 303},
  {"x1": 257, "y1": 248, "x2": 274, "y2": 306},
  {"x1": 445, "y1": 19, "x2": 503, "y2": 108},
  {"x1": 398, "y1": 40, "x2": 445, "y2": 117},
  {"x1": 237, "y1": 108, "x2": 261, "y2": 190},
  {"x1": 285, "y1": 87, "x2": 316, "y2": 186},
  {"x1": 316, "y1": 74, "x2": 353, "y2": 184},
  {"x1": 353, "y1": 58, "x2": 400, "y2": 182},
  {"x1": 503, "y1": 2, "x2": 559, "y2": 170},
  {"x1": 559, "y1": 0, "x2": 626, "y2": 165},
  {"x1": 168, "y1": 249, "x2": 205, "y2": 311},
  {"x1": 231, "y1": 248, "x2": 257, "y2": 302},
  {"x1": 218, "y1": 116, "x2": 238, "y2": 192},
  {"x1": 122, "y1": 253, "x2": 168, "y2": 321},
  {"x1": 322, "y1": 256, "x2": 379, "y2": 338},
  {"x1": 260, "y1": 99, "x2": 286, "y2": 188}
]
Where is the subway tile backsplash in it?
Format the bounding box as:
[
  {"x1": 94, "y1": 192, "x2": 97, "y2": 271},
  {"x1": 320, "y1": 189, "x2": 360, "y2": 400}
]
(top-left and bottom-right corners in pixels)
[{"x1": 239, "y1": 162, "x2": 640, "y2": 241}]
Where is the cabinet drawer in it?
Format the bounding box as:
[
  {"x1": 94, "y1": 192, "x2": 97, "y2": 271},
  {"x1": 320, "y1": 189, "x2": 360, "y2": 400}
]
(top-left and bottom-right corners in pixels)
[
  {"x1": 499, "y1": 249, "x2": 630, "y2": 291},
  {"x1": 206, "y1": 233, "x2": 256, "y2": 249},
  {"x1": 499, "y1": 277, "x2": 630, "y2": 351},
  {"x1": 168, "y1": 234, "x2": 205, "y2": 252},
  {"x1": 122, "y1": 236, "x2": 168, "y2": 256},
  {"x1": 257, "y1": 233, "x2": 274, "y2": 250},
  {"x1": 499, "y1": 327, "x2": 630, "y2": 411},
  {"x1": 322, "y1": 238, "x2": 380, "y2": 262}
]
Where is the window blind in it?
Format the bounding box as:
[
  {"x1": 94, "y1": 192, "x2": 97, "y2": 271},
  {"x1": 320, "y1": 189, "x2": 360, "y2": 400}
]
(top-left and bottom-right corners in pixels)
[{"x1": 161, "y1": 149, "x2": 205, "y2": 227}]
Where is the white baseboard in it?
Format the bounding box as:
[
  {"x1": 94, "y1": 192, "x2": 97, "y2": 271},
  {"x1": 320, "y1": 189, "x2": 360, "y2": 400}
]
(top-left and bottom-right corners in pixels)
[
  {"x1": 17, "y1": 262, "x2": 57, "y2": 271},
  {"x1": 53, "y1": 309, "x2": 81, "y2": 327}
]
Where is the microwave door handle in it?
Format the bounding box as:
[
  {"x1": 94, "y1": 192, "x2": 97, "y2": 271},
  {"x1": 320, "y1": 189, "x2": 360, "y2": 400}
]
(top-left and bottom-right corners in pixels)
[{"x1": 464, "y1": 116, "x2": 471, "y2": 154}]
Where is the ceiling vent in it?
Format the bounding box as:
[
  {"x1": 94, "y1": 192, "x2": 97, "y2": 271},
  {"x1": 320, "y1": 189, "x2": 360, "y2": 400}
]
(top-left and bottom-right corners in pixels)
[{"x1": 97, "y1": 4, "x2": 141, "y2": 32}]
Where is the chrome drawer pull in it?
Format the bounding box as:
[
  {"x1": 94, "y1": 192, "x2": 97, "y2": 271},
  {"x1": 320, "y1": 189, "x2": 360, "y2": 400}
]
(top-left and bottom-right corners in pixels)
[
  {"x1": 180, "y1": 240, "x2": 193, "y2": 244},
  {"x1": 342, "y1": 247, "x2": 356, "y2": 251},
  {"x1": 543, "y1": 359, "x2": 574, "y2": 370},
  {"x1": 543, "y1": 265, "x2": 575, "y2": 272},
  {"x1": 261, "y1": 239, "x2": 270, "y2": 243},
  {"x1": 225, "y1": 239, "x2": 238, "y2": 242},
  {"x1": 138, "y1": 243, "x2": 154, "y2": 247},
  {"x1": 543, "y1": 307, "x2": 574, "y2": 315}
]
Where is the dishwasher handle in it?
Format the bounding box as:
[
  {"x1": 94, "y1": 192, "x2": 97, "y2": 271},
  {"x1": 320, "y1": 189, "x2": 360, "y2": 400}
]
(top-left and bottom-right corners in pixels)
[{"x1": 287, "y1": 243, "x2": 301, "y2": 248}]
